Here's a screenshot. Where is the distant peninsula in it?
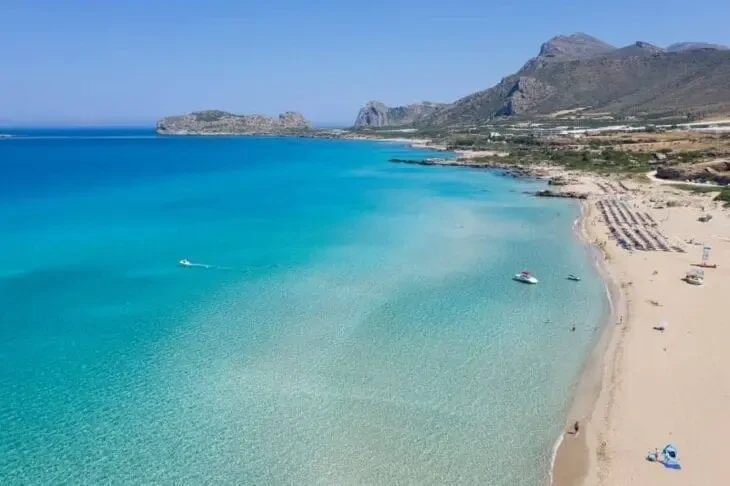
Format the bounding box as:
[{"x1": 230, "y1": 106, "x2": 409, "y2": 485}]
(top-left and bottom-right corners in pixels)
[{"x1": 156, "y1": 110, "x2": 310, "y2": 135}]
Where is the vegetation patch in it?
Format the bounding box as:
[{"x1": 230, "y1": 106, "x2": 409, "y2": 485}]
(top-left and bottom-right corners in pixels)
[
  {"x1": 715, "y1": 187, "x2": 730, "y2": 206},
  {"x1": 669, "y1": 183, "x2": 724, "y2": 193}
]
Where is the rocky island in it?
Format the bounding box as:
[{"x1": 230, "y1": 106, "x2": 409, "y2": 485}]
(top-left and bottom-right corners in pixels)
[{"x1": 156, "y1": 110, "x2": 310, "y2": 135}]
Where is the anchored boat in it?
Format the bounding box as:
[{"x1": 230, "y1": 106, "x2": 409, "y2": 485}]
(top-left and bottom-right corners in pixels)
[{"x1": 514, "y1": 270, "x2": 538, "y2": 284}]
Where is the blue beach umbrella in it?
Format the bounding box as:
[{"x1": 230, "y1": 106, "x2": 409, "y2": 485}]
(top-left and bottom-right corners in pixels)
[{"x1": 662, "y1": 444, "x2": 681, "y2": 470}]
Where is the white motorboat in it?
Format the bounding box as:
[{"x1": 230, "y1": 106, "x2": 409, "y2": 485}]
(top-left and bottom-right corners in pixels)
[
  {"x1": 514, "y1": 270, "x2": 538, "y2": 284},
  {"x1": 179, "y1": 258, "x2": 212, "y2": 269},
  {"x1": 567, "y1": 274, "x2": 581, "y2": 282}
]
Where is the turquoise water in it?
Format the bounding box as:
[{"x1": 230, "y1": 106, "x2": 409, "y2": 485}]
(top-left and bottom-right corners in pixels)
[{"x1": 0, "y1": 130, "x2": 607, "y2": 484}]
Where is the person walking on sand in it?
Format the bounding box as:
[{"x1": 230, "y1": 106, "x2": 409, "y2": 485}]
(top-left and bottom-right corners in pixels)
[{"x1": 573, "y1": 421, "x2": 580, "y2": 435}]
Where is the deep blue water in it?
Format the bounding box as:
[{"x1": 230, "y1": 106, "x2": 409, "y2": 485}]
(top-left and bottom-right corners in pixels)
[{"x1": 0, "y1": 129, "x2": 607, "y2": 484}]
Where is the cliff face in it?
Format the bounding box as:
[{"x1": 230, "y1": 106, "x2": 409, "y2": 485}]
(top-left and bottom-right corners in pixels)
[
  {"x1": 351, "y1": 34, "x2": 730, "y2": 127},
  {"x1": 353, "y1": 101, "x2": 445, "y2": 128},
  {"x1": 423, "y1": 37, "x2": 730, "y2": 125},
  {"x1": 156, "y1": 110, "x2": 310, "y2": 134}
]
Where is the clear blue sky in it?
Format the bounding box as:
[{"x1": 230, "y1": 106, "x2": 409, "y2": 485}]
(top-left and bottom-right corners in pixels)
[{"x1": 2, "y1": 0, "x2": 729, "y2": 126}]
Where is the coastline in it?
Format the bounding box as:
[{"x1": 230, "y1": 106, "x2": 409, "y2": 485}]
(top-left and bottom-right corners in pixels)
[
  {"x1": 371, "y1": 140, "x2": 633, "y2": 486},
  {"x1": 551, "y1": 195, "x2": 627, "y2": 486},
  {"x1": 154, "y1": 131, "x2": 510, "y2": 161},
  {"x1": 401, "y1": 145, "x2": 730, "y2": 485},
  {"x1": 399, "y1": 150, "x2": 624, "y2": 484},
  {"x1": 157, "y1": 130, "x2": 730, "y2": 485},
  {"x1": 384, "y1": 147, "x2": 629, "y2": 485},
  {"x1": 550, "y1": 174, "x2": 730, "y2": 485},
  {"x1": 369, "y1": 140, "x2": 730, "y2": 485}
]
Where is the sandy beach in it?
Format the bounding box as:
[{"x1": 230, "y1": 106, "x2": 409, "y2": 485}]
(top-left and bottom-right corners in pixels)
[{"x1": 552, "y1": 173, "x2": 730, "y2": 485}]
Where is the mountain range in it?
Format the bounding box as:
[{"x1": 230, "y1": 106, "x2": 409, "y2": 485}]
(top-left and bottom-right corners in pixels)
[{"x1": 354, "y1": 33, "x2": 730, "y2": 128}]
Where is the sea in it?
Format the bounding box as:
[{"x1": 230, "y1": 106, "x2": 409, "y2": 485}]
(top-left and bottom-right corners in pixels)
[{"x1": 0, "y1": 128, "x2": 608, "y2": 485}]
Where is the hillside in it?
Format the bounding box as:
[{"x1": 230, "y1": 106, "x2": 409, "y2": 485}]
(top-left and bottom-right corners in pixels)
[
  {"x1": 354, "y1": 101, "x2": 445, "y2": 128},
  {"x1": 536, "y1": 32, "x2": 615, "y2": 60},
  {"x1": 358, "y1": 33, "x2": 730, "y2": 128},
  {"x1": 430, "y1": 48, "x2": 730, "y2": 124},
  {"x1": 156, "y1": 110, "x2": 310, "y2": 135},
  {"x1": 667, "y1": 42, "x2": 728, "y2": 52}
]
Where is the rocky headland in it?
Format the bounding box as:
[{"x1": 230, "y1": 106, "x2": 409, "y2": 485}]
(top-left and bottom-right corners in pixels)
[{"x1": 353, "y1": 101, "x2": 445, "y2": 128}]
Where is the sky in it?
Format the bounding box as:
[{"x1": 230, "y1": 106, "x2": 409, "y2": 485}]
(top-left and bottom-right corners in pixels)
[{"x1": 1, "y1": 0, "x2": 729, "y2": 126}]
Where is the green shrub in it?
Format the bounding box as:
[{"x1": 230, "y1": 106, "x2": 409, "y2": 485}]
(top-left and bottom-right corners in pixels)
[{"x1": 715, "y1": 188, "x2": 730, "y2": 206}]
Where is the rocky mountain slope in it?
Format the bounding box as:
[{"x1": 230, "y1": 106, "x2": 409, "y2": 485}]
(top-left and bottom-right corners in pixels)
[
  {"x1": 156, "y1": 110, "x2": 310, "y2": 134},
  {"x1": 353, "y1": 101, "x2": 445, "y2": 128},
  {"x1": 425, "y1": 35, "x2": 730, "y2": 125},
  {"x1": 359, "y1": 33, "x2": 730, "y2": 127},
  {"x1": 536, "y1": 33, "x2": 615, "y2": 60},
  {"x1": 667, "y1": 42, "x2": 728, "y2": 52}
]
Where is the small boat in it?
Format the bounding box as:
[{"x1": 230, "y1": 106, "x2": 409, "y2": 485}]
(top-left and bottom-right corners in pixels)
[
  {"x1": 179, "y1": 258, "x2": 212, "y2": 269},
  {"x1": 567, "y1": 274, "x2": 581, "y2": 281},
  {"x1": 514, "y1": 270, "x2": 538, "y2": 284}
]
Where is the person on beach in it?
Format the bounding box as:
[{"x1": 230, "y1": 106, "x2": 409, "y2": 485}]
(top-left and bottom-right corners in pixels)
[{"x1": 573, "y1": 421, "x2": 580, "y2": 434}]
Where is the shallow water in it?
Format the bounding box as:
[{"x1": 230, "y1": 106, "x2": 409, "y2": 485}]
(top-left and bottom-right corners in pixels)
[{"x1": 0, "y1": 130, "x2": 608, "y2": 484}]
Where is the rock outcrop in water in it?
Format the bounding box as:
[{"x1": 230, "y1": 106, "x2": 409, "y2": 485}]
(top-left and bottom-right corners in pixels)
[
  {"x1": 156, "y1": 110, "x2": 310, "y2": 135},
  {"x1": 388, "y1": 157, "x2": 542, "y2": 179},
  {"x1": 534, "y1": 189, "x2": 588, "y2": 199}
]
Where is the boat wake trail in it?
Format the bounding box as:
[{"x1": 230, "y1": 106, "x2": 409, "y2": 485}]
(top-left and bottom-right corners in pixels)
[{"x1": 179, "y1": 259, "x2": 232, "y2": 271}]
